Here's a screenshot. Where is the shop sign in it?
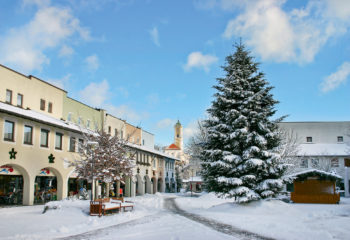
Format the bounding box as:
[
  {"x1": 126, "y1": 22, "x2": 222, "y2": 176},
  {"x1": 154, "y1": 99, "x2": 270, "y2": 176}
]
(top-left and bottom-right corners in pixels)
[
  {"x1": 0, "y1": 165, "x2": 20, "y2": 175},
  {"x1": 38, "y1": 168, "x2": 55, "y2": 176}
]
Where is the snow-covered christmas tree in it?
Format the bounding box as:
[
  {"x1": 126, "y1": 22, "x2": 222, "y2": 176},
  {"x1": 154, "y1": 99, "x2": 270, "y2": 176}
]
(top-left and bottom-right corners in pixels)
[{"x1": 201, "y1": 42, "x2": 286, "y2": 203}]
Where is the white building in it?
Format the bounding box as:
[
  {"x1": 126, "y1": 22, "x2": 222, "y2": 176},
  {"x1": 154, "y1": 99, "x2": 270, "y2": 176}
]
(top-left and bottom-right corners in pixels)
[{"x1": 279, "y1": 121, "x2": 350, "y2": 180}]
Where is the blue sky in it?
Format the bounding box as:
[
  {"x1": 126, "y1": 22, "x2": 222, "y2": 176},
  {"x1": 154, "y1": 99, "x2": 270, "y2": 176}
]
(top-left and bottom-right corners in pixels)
[{"x1": 0, "y1": 0, "x2": 350, "y2": 146}]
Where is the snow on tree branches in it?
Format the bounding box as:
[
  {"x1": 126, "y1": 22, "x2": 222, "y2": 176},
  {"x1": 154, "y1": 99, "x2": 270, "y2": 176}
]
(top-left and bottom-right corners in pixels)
[
  {"x1": 70, "y1": 131, "x2": 135, "y2": 183},
  {"x1": 201, "y1": 42, "x2": 287, "y2": 203}
]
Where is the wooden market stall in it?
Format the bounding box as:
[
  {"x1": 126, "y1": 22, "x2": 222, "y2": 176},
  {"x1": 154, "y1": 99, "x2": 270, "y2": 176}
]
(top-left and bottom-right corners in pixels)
[{"x1": 289, "y1": 169, "x2": 342, "y2": 204}]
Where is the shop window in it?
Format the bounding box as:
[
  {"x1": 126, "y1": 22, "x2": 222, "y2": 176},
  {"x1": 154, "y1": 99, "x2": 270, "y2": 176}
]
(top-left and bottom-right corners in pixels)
[
  {"x1": 17, "y1": 94, "x2": 23, "y2": 107},
  {"x1": 337, "y1": 136, "x2": 343, "y2": 142},
  {"x1": 306, "y1": 137, "x2": 312, "y2": 143},
  {"x1": 300, "y1": 159, "x2": 308, "y2": 168},
  {"x1": 40, "y1": 129, "x2": 49, "y2": 147},
  {"x1": 4, "y1": 120, "x2": 15, "y2": 141},
  {"x1": 48, "y1": 102, "x2": 53, "y2": 113},
  {"x1": 69, "y1": 137, "x2": 76, "y2": 152},
  {"x1": 40, "y1": 99, "x2": 45, "y2": 111},
  {"x1": 345, "y1": 158, "x2": 350, "y2": 167},
  {"x1": 6, "y1": 89, "x2": 12, "y2": 104},
  {"x1": 311, "y1": 159, "x2": 319, "y2": 168},
  {"x1": 23, "y1": 125, "x2": 33, "y2": 145},
  {"x1": 55, "y1": 133, "x2": 63, "y2": 150},
  {"x1": 331, "y1": 158, "x2": 339, "y2": 167}
]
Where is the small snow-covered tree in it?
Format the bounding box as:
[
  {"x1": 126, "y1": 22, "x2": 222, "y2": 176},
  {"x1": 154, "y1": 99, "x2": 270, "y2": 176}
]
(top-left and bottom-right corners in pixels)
[
  {"x1": 70, "y1": 131, "x2": 135, "y2": 184},
  {"x1": 201, "y1": 42, "x2": 287, "y2": 203}
]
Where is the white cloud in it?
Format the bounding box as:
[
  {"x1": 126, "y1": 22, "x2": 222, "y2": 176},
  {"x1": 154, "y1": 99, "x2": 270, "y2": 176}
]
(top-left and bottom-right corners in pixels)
[
  {"x1": 149, "y1": 27, "x2": 160, "y2": 47},
  {"x1": 156, "y1": 118, "x2": 176, "y2": 129},
  {"x1": 79, "y1": 79, "x2": 109, "y2": 107},
  {"x1": 47, "y1": 73, "x2": 71, "y2": 89},
  {"x1": 59, "y1": 45, "x2": 74, "y2": 58},
  {"x1": 85, "y1": 54, "x2": 99, "y2": 72},
  {"x1": 183, "y1": 120, "x2": 199, "y2": 141},
  {"x1": 320, "y1": 62, "x2": 350, "y2": 93},
  {"x1": 0, "y1": 1, "x2": 90, "y2": 73},
  {"x1": 222, "y1": 0, "x2": 350, "y2": 63},
  {"x1": 184, "y1": 51, "x2": 218, "y2": 72}
]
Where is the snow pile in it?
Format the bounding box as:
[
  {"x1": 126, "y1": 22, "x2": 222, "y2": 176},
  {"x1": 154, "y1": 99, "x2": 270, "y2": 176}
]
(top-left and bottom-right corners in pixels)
[
  {"x1": 0, "y1": 195, "x2": 164, "y2": 240},
  {"x1": 176, "y1": 193, "x2": 350, "y2": 240}
]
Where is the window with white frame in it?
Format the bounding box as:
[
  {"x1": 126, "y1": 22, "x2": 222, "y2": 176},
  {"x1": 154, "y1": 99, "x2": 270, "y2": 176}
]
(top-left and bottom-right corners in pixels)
[
  {"x1": 69, "y1": 137, "x2": 76, "y2": 152},
  {"x1": 300, "y1": 158, "x2": 308, "y2": 168},
  {"x1": 311, "y1": 158, "x2": 319, "y2": 168},
  {"x1": 337, "y1": 136, "x2": 343, "y2": 142},
  {"x1": 23, "y1": 125, "x2": 33, "y2": 145},
  {"x1": 4, "y1": 120, "x2": 15, "y2": 141},
  {"x1": 55, "y1": 132, "x2": 63, "y2": 150},
  {"x1": 6, "y1": 89, "x2": 12, "y2": 104},
  {"x1": 17, "y1": 94, "x2": 23, "y2": 107},
  {"x1": 40, "y1": 129, "x2": 49, "y2": 147},
  {"x1": 331, "y1": 158, "x2": 339, "y2": 167}
]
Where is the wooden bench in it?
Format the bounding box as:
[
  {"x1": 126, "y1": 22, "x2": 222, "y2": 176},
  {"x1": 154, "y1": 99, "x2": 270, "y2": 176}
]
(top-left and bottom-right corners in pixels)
[
  {"x1": 90, "y1": 198, "x2": 121, "y2": 217},
  {"x1": 90, "y1": 197, "x2": 134, "y2": 216}
]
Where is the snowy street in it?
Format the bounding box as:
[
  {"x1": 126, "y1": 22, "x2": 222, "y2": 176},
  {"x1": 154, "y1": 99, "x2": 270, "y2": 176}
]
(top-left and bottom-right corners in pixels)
[{"x1": 1, "y1": 193, "x2": 350, "y2": 240}]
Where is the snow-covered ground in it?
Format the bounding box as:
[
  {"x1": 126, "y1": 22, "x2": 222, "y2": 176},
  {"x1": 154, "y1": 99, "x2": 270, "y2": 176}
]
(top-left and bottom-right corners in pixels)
[
  {"x1": 0, "y1": 194, "x2": 165, "y2": 240},
  {"x1": 1, "y1": 193, "x2": 350, "y2": 240},
  {"x1": 176, "y1": 192, "x2": 350, "y2": 240}
]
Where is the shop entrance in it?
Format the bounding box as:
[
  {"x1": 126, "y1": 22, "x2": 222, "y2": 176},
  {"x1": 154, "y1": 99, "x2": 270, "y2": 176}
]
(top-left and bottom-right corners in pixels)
[
  {"x1": 0, "y1": 165, "x2": 23, "y2": 205},
  {"x1": 34, "y1": 168, "x2": 57, "y2": 204}
]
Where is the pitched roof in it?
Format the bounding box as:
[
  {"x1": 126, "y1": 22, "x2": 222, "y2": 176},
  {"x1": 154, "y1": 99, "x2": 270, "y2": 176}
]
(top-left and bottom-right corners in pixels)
[
  {"x1": 167, "y1": 143, "x2": 180, "y2": 150},
  {"x1": 296, "y1": 143, "x2": 350, "y2": 156}
]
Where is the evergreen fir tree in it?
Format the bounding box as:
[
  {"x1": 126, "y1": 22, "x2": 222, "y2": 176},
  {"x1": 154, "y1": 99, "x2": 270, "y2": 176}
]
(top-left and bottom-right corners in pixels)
[{"x1": 201, "y1": 42, "x2": 286, "y2": 203}]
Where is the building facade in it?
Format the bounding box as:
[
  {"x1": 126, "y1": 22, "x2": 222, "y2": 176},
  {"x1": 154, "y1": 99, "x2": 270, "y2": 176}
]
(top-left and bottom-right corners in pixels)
[{"x1": 0, "y1": 64, "x2": 178, "y2": 205}]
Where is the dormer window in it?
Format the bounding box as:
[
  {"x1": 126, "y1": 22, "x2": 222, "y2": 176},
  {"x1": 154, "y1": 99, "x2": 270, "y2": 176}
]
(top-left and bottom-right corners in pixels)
[{"x1": 306, "y1": 137, "x2": 312, "y2": 143}]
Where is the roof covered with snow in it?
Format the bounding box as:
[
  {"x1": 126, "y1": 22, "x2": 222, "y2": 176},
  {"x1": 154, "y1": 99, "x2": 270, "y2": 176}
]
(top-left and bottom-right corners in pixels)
[
  {"x1": 0, "y1": 102, "x2": 180, "y2": 162},
  {"x1": 286, "y1": 169, "x2": 342, "y2": 180},
  {"x1": 183, "y1": 176, "x2": 202, "y2": 183},
  {"x1": 296, "y1": 143, "x2": 350, "y2": 156}
]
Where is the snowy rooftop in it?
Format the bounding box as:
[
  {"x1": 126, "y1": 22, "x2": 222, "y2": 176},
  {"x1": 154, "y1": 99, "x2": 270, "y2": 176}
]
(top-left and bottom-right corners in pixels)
[
  {"x1": 285, "y1": 169, "x2": 342, "y2": 180},
  {"x1": 0, "y1": 101, "x2": 91, "y2": 134},
  {"x1": 0, "y1": 101, "x2": 180, "y2": 161},
  {"x1": 296, "y1": 143, "x2": 350, "y2": 156},
  {"x1": 183, "y1": 176, "x2": 203, "y2": 183}
]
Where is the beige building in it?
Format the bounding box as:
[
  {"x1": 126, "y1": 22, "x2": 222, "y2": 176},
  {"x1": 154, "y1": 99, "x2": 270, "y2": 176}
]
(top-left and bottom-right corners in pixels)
[{"x1": 0, "y1": 64, "x2": 179, "y2": 205}]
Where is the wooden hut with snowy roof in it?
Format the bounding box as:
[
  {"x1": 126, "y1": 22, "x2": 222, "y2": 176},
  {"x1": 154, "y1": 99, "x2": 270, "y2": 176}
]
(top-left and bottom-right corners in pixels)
[{"x1": 288, "y1": 169, "x2": 342, "y2": 204}]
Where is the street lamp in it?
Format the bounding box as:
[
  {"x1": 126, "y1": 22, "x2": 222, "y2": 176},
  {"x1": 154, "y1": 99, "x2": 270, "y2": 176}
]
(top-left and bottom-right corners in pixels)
[
  {"x1": 191, "y1": 168, "x2": 194, "y2": 197},
  {"x1": 87, "y1": 141, "x2": 98, "y2": 200}
]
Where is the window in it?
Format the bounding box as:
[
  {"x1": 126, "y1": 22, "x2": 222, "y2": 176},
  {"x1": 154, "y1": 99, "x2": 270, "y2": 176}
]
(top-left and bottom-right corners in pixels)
[
  {"x1": 17, "y1": 94, "x2": 23, "y2": 107},
  {"x1": 331, "y1": 158, "x2": 339, "y2": 167},
  {"x1": 137, "y1": 138, "x2": 140, "y2": 144},
  {"x1": 87, "y1": 120, "x2": 90, "y2": 128},
  {"x1": 4, "y1": 120, "x2": 15, "y2": 141},
  {"x1": 40, "y1": 99, "x2": 45, "y2": 111},
  {"x1": 69, "y1": 137, "x2": 76, "y2": 152},
  {"x1": 311, "y1": 158, "x2": 319, "y2": 168},
  {"x1": 48, "y1": 102, "x2": 53, "y2": 113},
  {"x1": 120, "y1": 130, "x2": 124, "y2": 139},
  {"x1": 78, "y1": 139, "x2": 84, "y2": 152},
  {"x1": 67, "y1": 113, "x2": 72, "y2": 121},
  {"x1": 40, "y1": 129, "x2": 49, "y2": 147},
  {"x1": 337, "y1": 136, "x2": 343, "y2": 142},
  {"x1": 153, "y1": 159, "x2": 156, "y2": 168},
  {"x1": 142, "y1": 139, "x2": 145, "y2": 145},
  {"x1": 114, "y1": 129, "x2": 118, "y2": 137},
  {"x1": 23, "y1": 125, "x2": 33, "y2": 145},
  {"x1": 55, "y1": 133, "x2": 63, "y2": 150},
  {"x1": 345, "y1": 158, "x2": 350, "y2": 167},
  {"x1": 6, "y1": 90, "x2": 12, "y2": 104},
  {"x1": 306, "y1": 137, "x2": 312, "y2": 143},
  {"x1": 300, "y1": 159, "x2": 308, "y2": 168},
  {"x1": 108, "y1": 126, "x2": 111, "y2": 134},
  {"x1": 78, "y1": 117, "x2": 81, "y2": 125}
]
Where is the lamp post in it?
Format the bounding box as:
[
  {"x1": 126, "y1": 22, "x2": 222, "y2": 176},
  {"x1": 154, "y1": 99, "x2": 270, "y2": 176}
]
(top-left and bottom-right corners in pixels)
[
  {"x1": 87, "y1": 141, "x2": 98, "y2": 200},
  {"x1": 191, "y1": 168, "x2": 194, "y2": 197}
]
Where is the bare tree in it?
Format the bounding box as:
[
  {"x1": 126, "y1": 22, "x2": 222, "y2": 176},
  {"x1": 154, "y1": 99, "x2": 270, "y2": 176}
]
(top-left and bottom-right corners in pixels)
[
  {"x1": 70, "y1": 131, "x2": 136, "y2": 184},
  {"x1": 277, "y1": 129, "x2": 301, "y2": 175}
]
